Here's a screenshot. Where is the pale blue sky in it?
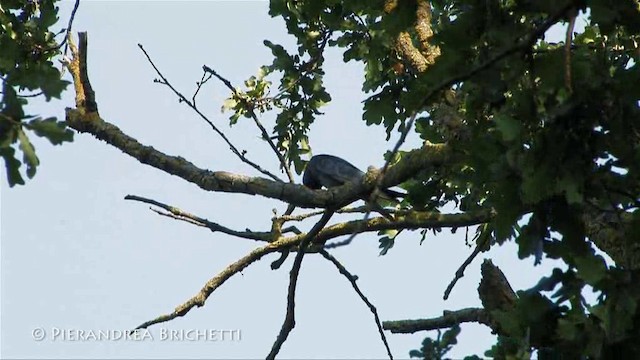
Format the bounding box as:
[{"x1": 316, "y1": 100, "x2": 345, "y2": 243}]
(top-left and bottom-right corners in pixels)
[{"x1": 2, "y1": 1, "x2": 580, "y2": 358}]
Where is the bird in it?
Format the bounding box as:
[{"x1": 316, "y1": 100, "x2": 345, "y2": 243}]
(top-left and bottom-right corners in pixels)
[{"x1": 303, "y1": 154, "x2": 404, "y2": 216}]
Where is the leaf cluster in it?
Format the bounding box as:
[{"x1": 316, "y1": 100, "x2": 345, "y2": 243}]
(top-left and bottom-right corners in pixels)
[
  {"x1": 1, "y1": 0, "x2": 72, "y2": 186},
  {"x1": 264, "y1": 0, "x2": 640, "y2": 357}
]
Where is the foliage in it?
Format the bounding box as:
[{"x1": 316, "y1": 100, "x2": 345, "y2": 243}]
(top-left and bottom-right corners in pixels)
[
  {"x1": 243, "y1": 0, "x2": 640, "y2": 357},
  {"x1": 12, "y1": 0, "x2": 640, "y2": 357},
  {"x1": 410, "y1": 325, "x2": 468, "y2": 360},
  {"x1": 1, "y1": 0, "x2": 72, "y2": 187}
]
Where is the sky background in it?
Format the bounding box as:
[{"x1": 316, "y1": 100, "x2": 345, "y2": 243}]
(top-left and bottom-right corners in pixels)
[{"x1": 2, "y1": 1, "x2": 586, "y2": 359}]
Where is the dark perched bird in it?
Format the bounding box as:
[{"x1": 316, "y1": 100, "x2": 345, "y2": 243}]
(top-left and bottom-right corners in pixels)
[{"x1": 303, "y1": 154, "x2": 405, "y2": 202}]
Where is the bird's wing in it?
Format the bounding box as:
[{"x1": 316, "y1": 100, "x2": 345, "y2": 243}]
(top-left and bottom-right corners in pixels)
[{"x1": 304, "y1": 154, "x2": 365, "y2": 189}]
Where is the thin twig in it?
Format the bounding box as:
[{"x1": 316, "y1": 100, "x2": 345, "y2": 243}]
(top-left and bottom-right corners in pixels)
[
  {"x1": 202, "y1": 65, "x2": 295, "y2": 183},
  {"x1": 324, "y1": 211, "x2": 374, "y2": 249},
  {"x1": 124, "y1": 195, "x2": 272, "y2": 242},
  {"x1": 267, "y1": 210, "x2": 335, "y2": 360},
  {"x1": 137, "y1": 44, "x2": 282, "y2": 182},
  {"x1": 442, "y1": 241, "x2": 485, "y2": 300},
  {"x1": 319, "y1": 249, "x2": 393, "y2": 360},
  {"x1": 61, "y1": 0, "x2": 81, "y2": 53},
  {"x1": 40, "y1": 0, "x2": 80, "y2": 53},
  {"x1": 250, "y1": 111, "x2": 296, "y2": 182},
  {"x1": 192, "y1": 70, "x2": 213, "y2": 107},
  {"x1": 278, "y1": 205, "x2": 375, "y2": 222}
]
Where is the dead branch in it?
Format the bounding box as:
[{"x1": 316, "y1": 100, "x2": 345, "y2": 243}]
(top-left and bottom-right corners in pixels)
[
  {"x1": 442, "y1": 244, "x2": 485, "y2": 300},
  {"x1": 65, "y1": 31, "x2": 97, "y2": 114},
  {"x1": 477, "y1": 259, "x2": 517, "y2": 334},
  {"x1": 64, "y1": 33, "x2": 454, "y2": 209},
  {"x1": 126, "y1": 190, "x2": 493, "y2": 249}
]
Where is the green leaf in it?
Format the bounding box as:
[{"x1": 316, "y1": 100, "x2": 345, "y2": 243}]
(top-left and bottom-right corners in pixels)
[
  {"x1": 556, "y1": 176, "x2": 583, "y2": 204},
  {"x1": 494, "y1": 113, "x2": 521, "y2": 142},
  {"x1": 27, "y1": 117, "x2": 74, "y2": 145},
  {"x1": 378, "y1": 236, "x2": 395, "y2": 256},
  {"x1": 17, "y1": 128, "x2": 38, "y2": 178},
  {"x1": 441, "y1": 324, "x2": 461, "y2": 347},
  {"x1": 0, "y1": 146, "x2": 25, "y2": 186},
  {"x1": 574, "y1": 255, "x2": 608, "y2": 286},
  {"x1": 221, "y1": 98, "x2": 238, "y2": 113}
]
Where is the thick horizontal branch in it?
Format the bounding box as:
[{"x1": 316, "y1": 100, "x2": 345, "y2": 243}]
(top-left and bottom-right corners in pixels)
[
  {"x1": 313, "y1": 209, "x2": 492, "y2": 244},
  {"x1": 64, "y1": 31, "x2": 452, "y2": 209},
  {"x1": 383, "y1": 308, "x2": 490, "y2": 333},
  {"x1": 126, "y1": 193, "x2": 491, "y2": 248},
  {"x1": 65, "y1": 107, "x2": 450, "y2": 209}
]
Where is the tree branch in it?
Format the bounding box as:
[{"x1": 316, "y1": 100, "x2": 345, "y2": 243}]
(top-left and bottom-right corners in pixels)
[
  {"x1": 191, "y1": 70, "x2": 213, "y2": 107},
  {"x1": 278, "y1": 205, "x2": 377, "y2": 222},
  {"x1": 477, "y1": 259, "x2": 517, "y2": 334},
  {"x1": 65, "y1": 36, "x2": 451, "y2": 206},
  {"x1": 65, "y1": 103, "x2": 451, "y2": 209},
  {"x1": 268, "y1": 210, "x2": 335, "y2": 359},
  {"x1": 124, "y1": 194, "x2": 272, "y2": 242},
  {"x1": 134, "y1": 236, "x2": 299, "y2": 330},
  {"x1": 443, "y1": 228, "x2": 491, "y2": 300},
  {"x1": 202, "y1": 65, "x2": 296, "y2": 183},
  {"x1": 383, "y1": 308, "x2": 490, "y2": 333},
  {"x1": 137, "y1": 44, "x2": 282, "y2": 182},
  {"x1": 126, "y1": 192, "x2": 489, "y2": 250},
  {"x1": 59, "y1": 0, "x2": 81, "y2": 53},
  {"x1": 315, "y1": 210, "x2": 493, "y2": 246},
  {"x1": 319, "y1": 249, "x2": 393, "y2": 360},
  {"x1": 65, "y1": 31, "x2": 97, "y2": 114}
]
